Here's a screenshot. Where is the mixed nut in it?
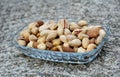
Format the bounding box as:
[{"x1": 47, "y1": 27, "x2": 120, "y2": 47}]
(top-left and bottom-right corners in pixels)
[{"x1": 17, "y1": 19, "x2": 106, "y2": 53}]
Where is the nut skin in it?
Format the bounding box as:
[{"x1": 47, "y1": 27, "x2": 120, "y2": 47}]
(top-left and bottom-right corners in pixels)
[
  {"x1": 37, "y1": 20, "x2": 44, "y2": 27},
  {"x1": 87, "y1": 44, "x2": 96, "y2": 51},
  {"x1": 62, "y1": 46, "x2": 74, "y2": 52},
  {"x1": 17, "y1": 40, "x2": 26, "y2": 46},
  {"x1": 86, "y1": 27, "x2": 100, "y2": 38},
  {"x1": 82, "y1": 37, "x2": 89, "y2": 48},
  {"x1": 46, "y1": 42, "x2": 53, "y2": 49},
  {"x1": 78, "y1": 20, "x2": 87, "y2": 27}
]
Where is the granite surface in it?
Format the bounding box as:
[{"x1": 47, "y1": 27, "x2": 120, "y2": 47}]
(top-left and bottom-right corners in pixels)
[{"x1": 0, "y1": 0, "x2": 120, "y2": 77}]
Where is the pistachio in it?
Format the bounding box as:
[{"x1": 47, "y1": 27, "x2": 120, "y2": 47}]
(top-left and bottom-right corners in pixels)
[
  {"x1": 17, "y1": 40, "x2": 26, "y2": 46},
  {"x1": 77, "y1": 47, "x2": 86, "y2": 53},
  {"x1": 69, "y1": 39, "x2": 81, "y2": 47},
  {"x1": 40, "y1": 30, "x2": 50, "y2": 36},
  {"x1": 22, "y1": 32, "x2": 30, "y2": 42},
  {"x1": 78, "y1": 20, "x2": 87, "y2": 27},
  {"x1": 29, "y1": 35, "x2": 37, "y2": 41},
  {"x1": 87, "y1": 44, "x2": 96, "y2": 51},
  {"x1": 56, "y1": 45, "x2": 63, "y2": 52},
  {"x1": 51, "y1": 46, "x2": 58, "y2": 51},
  {"x1": 82, "y1": 37, "x2": 89, "y2": 48}
]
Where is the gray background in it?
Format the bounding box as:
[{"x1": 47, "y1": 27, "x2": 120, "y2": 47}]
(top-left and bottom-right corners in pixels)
[{"x1": 0, "y1": 0, "x2": 120, "y2": 77}]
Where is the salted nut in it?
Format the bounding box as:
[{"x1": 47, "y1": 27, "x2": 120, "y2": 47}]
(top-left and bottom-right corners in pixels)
[{"x1": 17, "y1": 19, "x2": 106, "y2": 53}]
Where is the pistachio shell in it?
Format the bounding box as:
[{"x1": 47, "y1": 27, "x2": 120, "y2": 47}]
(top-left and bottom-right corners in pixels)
[
  {"x1": 87, "y1": 44, "x2": 96, "y2": 51},
  {"x1": 82, "y1": 37, "x2": 89, "y2": 48}
]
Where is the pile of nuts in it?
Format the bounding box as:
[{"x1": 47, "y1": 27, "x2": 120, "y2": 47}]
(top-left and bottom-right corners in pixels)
[{"x1": 17, "y1": 19, "x2": 106, "y2": 53}]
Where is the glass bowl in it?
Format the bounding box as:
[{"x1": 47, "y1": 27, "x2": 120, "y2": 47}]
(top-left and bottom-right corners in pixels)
[{"x1": 13, "y1": 22, "x2": 110, "y2": 64}]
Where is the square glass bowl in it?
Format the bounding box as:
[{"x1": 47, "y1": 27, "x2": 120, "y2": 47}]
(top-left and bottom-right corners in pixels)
[{"x1": 13, "y1": 23, "x2": 110, "y2": 64}]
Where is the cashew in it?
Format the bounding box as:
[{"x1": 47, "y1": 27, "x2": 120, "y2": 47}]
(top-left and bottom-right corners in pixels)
[
  {"x1": 17, "y1": 40, "x2": 26, "y2": 46},
  {"x1": 69, "y1": 39, "x2": 81, "y2": 47},
  {"x1": 37, "y1": 43, "x2": 46, "y2": 50},
  {"x1": 87, "y1": 44, "x2": 96, "y2": 51},
  {"x1": 82, "y1": 37, "x2": 89, "y2": 48},
  {"x1": 60, "y1": 35, "x2": 67, "y2": 43},
  {"x1": 77, "y1": 47, "x2": 86, "y2": 53},
  {"x1": 69, "y1": 22, "x2": 79, "y2": 31},
  {"x1": 29, "y1": 35, "x2": 37, "y2": 41},
  {"x1": 78, "y1": 20, "x2": 87, "y2": 27},
  {"x1": 64, "y1": 28, "x2": 71, "y2": 35}
]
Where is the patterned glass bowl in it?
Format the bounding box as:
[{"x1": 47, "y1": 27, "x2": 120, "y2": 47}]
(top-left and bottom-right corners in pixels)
[{"x1": 13, "y1": 23, "x2": 110, "y2": 64}]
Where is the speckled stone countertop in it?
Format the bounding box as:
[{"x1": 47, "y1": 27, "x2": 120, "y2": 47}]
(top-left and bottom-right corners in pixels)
[{"x1": 0, "y1": 0, "x2": 120, "y2": 77}]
